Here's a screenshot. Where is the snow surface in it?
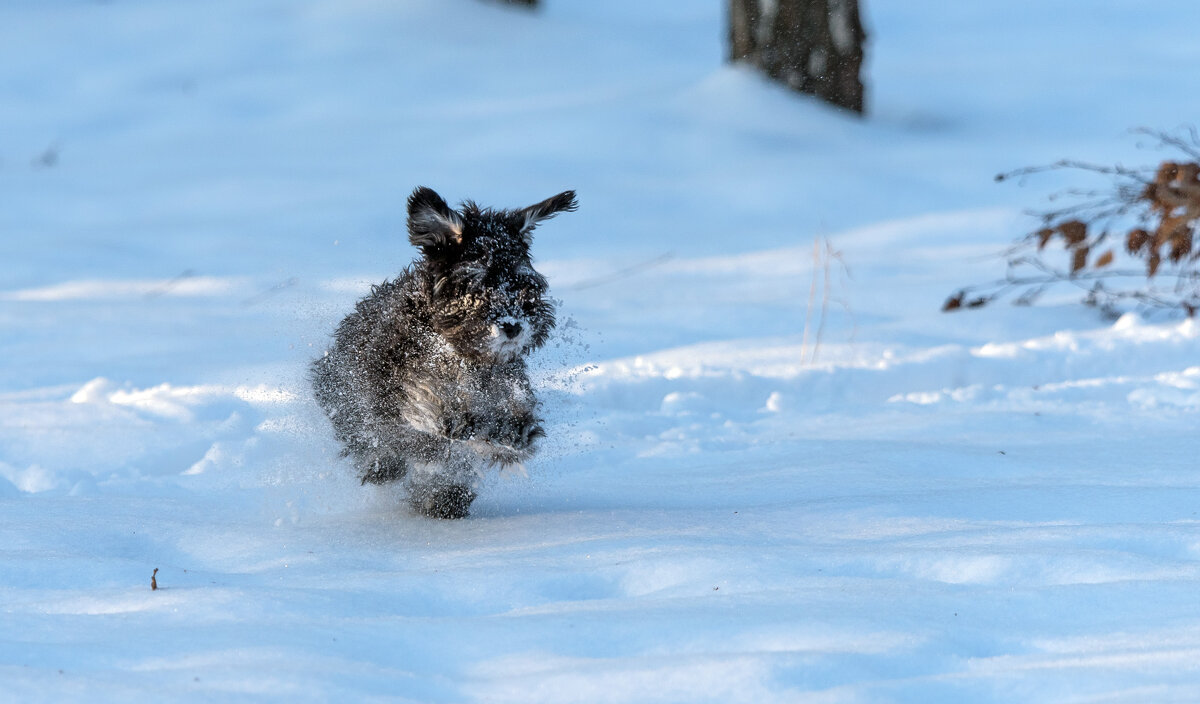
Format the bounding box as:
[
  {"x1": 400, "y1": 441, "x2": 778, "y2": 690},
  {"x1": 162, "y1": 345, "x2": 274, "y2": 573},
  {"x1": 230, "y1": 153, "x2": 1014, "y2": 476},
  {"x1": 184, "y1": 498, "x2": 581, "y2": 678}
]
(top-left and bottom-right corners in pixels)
[{"x1": 4, "y1": 0, "x2": 1200, "y2": 701}]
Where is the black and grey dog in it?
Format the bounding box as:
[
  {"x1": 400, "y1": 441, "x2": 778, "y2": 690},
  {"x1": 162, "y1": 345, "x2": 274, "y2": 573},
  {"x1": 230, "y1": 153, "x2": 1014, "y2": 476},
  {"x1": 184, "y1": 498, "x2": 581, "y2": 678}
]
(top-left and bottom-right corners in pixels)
[{"x1": 312, "y1": 186, "x2": 576, "y2": 519}]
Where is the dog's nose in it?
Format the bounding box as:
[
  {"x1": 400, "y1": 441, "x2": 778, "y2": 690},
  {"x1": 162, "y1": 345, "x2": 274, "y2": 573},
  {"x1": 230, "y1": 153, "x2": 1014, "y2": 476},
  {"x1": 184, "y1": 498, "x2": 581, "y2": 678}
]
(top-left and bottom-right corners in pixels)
[{"x1": 500, "y1": 321, "x2": 522, "y2": 339}]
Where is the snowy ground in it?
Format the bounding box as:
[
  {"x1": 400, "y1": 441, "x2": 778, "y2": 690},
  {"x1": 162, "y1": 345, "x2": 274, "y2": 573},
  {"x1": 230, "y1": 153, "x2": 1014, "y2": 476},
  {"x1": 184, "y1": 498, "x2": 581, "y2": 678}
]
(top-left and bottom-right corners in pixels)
[{"x1": 4, "y1": 0, "x2": 1200, "y2": 701}]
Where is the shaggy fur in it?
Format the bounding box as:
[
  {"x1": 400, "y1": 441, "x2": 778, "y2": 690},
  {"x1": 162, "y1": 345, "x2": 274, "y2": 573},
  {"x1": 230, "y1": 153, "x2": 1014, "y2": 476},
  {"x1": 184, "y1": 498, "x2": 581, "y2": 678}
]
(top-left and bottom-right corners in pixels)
[{"x1": 311, "y1": 186, "x2": 576, "y2": 518}]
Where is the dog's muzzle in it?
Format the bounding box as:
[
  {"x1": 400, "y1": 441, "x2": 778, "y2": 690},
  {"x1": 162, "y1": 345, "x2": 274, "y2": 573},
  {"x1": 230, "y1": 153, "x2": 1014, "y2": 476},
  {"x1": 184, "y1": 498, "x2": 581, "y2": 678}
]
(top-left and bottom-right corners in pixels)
[{"x1": 488, "y1": 317, "x2": 532, "y2": 360}]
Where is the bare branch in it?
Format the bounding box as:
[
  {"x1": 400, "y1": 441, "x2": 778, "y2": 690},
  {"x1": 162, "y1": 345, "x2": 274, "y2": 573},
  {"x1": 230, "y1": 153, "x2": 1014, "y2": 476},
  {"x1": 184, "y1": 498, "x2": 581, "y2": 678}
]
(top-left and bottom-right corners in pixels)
[{"x1": 949, "y1": 132, "x2": 1200, "y2": 318}]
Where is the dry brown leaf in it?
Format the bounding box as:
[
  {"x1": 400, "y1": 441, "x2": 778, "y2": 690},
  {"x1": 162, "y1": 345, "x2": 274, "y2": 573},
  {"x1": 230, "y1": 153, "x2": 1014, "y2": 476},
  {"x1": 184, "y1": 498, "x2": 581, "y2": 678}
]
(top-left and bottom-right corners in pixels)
[
  {"x1": 1126, "y1": 228, "x2": 1150, "y2": 254},
  {"x1": 1058, "y1": 220, "x2": 1088, "y2": 247},
  {"x1": 1071, "y1": 245, "x2": 1089, "y2": 273}
]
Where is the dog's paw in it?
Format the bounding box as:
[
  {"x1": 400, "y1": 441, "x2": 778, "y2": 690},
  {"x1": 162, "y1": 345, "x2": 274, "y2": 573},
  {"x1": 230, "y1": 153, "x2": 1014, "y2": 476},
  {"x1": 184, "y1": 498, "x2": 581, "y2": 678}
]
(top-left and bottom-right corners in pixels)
[
  {"x1": 462, "y1": 437, "x2": 520, "y2": 467},
  {"x1": 409, "y1": 483, "x2": 476, "y2": 519},
  {"x1": 514, "y1": 417, "x2": 545, "y2": 450},
  {"x1": 491, "y1": 444, "x2": 529, "y2": 467}
]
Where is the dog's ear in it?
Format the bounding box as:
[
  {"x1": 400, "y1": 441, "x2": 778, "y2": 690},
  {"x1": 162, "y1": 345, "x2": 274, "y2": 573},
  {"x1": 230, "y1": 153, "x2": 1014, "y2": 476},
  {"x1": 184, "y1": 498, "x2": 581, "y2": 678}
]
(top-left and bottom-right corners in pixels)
[
  {"x1": 518, "y1": 190, "x2": 578, "y2": 237},
  {"x1": 407, "y1": 187, "x2": 465, "y2": 259}
]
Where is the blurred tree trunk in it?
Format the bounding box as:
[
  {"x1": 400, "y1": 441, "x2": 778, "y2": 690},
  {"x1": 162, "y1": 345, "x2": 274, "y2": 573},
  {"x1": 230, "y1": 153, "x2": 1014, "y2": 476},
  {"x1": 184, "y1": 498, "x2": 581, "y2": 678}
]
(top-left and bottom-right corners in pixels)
[
  {"x1": 729, "y1": 0, "x2": 867, "y2": 114},
  {"x1": 500, "y1": 0, "x2": 536, "y2": 6}
]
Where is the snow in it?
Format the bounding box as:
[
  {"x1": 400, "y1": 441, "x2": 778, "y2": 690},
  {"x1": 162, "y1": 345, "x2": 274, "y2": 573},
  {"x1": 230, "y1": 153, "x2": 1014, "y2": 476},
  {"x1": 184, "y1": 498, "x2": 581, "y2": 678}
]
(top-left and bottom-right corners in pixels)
[{"x1": 3, "y1": 0, "x2": 1200, "y2": 701}]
